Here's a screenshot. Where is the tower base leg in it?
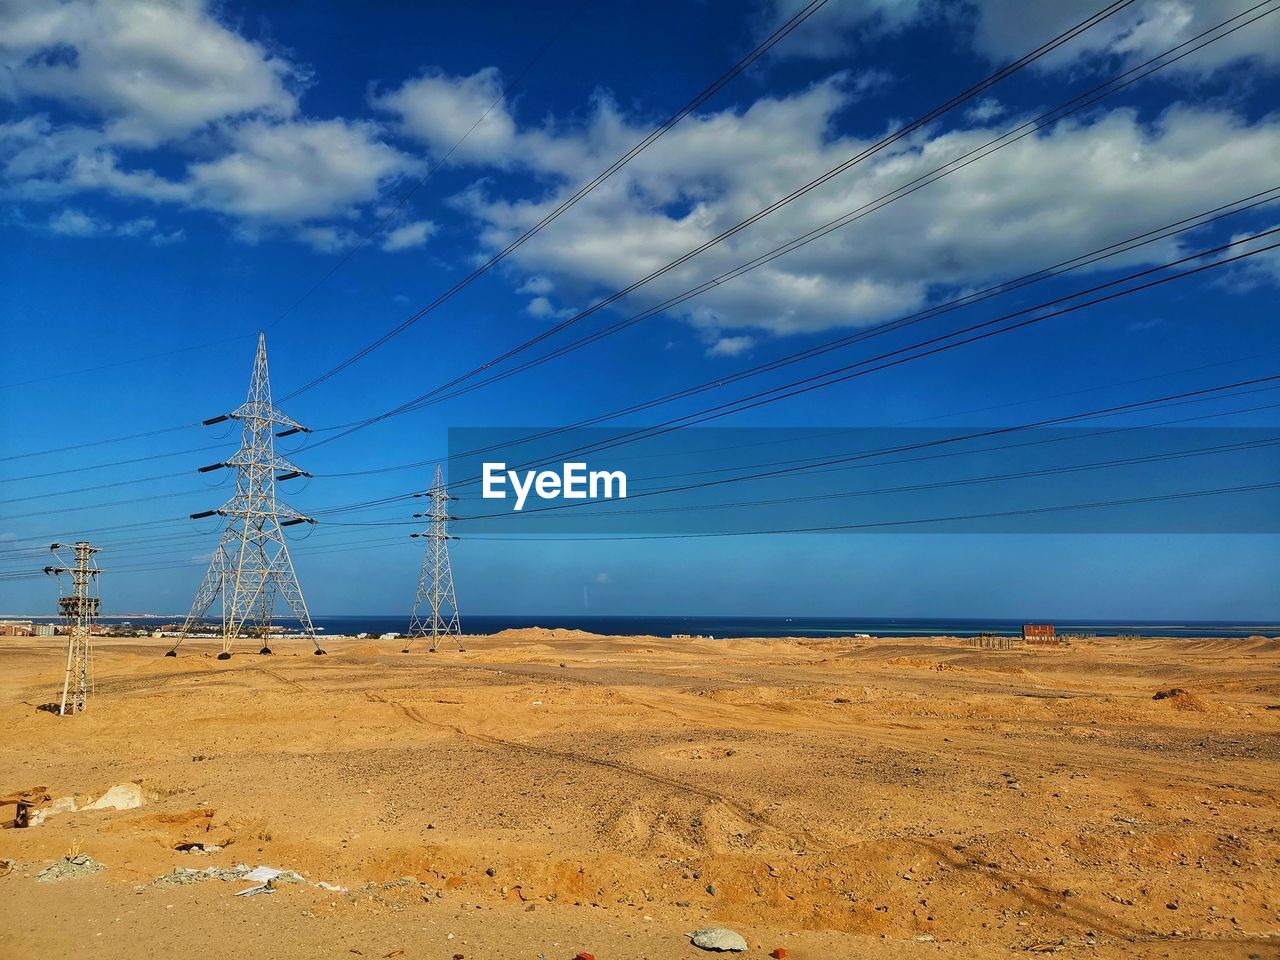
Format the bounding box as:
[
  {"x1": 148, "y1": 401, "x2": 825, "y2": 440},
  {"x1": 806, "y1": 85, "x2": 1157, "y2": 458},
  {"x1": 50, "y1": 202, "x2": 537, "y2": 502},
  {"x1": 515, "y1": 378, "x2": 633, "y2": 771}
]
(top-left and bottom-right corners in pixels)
[
  {"x1": 313, "y1": 648, "x2": 326, "y2": 656},
  {"x1": 217, "y1": 652, "x2": 232, "y2": 661},
  {"x1": 259, "y1": 646, "x2": 273, "y2": 655},
  {"x1": 164, "y1": 650, "x2": 177, "y2": 658}
]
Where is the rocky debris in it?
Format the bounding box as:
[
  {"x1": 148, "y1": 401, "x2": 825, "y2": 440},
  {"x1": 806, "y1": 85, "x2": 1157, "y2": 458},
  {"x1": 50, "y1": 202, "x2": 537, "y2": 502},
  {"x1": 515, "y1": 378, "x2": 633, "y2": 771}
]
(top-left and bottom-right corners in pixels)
[
  {"x1": 36, "y1": 854, "x2": 104, "y2": 882},
  {"x1": 154, "y1": 865, "x2": 251, "y2": 886},
  {"x1": 175, "y1": 842, "x2": 223, "y2": 854},
  {"x1": 152, "y1": 863, "x2": 304, "y2": 890},
  {"x1": 769, "y1": 949, "x2": 787, "y2": 959},
  {"x1": 705, "y1": 883, "x2": 717, "y2": 896},
  {"x1": 1153, "y1": 688, "x2": 1187, "y2": 700},
  {"x1": 689, "y1": 927, "x2": 748, "y2": 952},
  {"x1": 29, "y1": 782, "x2": 145, "y2": 827}
]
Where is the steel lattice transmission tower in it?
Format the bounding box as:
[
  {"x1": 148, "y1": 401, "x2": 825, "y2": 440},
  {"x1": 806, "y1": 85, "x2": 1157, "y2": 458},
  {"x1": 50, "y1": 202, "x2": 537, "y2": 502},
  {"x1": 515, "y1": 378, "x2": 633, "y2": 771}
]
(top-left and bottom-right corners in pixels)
[
  {"x1": 168, "y1": 332, "x2": 324, "y2": 660},
  {"x1": 405, "y1": 465, "x2": 463, "y2": 653},
  {"x1": 44, "y1": 541, "x2": 101, "y2": 715}
]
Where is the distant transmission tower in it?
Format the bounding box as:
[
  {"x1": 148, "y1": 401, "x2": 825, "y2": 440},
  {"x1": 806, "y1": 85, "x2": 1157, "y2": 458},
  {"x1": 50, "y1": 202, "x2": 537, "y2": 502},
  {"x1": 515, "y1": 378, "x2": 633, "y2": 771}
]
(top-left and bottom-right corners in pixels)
[
  {"x1": 405, "y1": 465, "x2": 463, "y2": 652},
  {"x1": 168, "y1": 332, "x2": 324, "y2": 660},
  {"x1": 44, "y1": 541, "x2": 101, "y2": 715}
]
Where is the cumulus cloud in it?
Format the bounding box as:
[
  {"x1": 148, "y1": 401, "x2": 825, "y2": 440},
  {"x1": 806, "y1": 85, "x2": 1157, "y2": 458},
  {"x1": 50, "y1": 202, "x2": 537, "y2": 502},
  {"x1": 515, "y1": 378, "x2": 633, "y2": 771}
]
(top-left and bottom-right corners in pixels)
[
  {"x1": 0, "y1": 0, "x2": 413, "y2": 246},
  {"x1": 47, "y1": 207, "x2": 99, "y2": 236},
  {"x1": 526, "y1": 296, "x2": 555, "y2": 318},
  {"x1": 1224, "y1": 224, "x2": 1280, "y2": 289},
  {"x1": 372, "y1": 67, "x2": 516, "y2": 165},
  {"x1": 184, "y1": 119, "x2": 413, "y2": 223},
  {"x1": 518, "y1": 275, "x2": 554, "y2": 295},
  {"x1": 0, "y1": 0, "x2": 299, "y2": 144},
  {"x1": 430, "y1": 73, "x2": 1280, "y2": 338},
  {"x1": 708, "y1": 335, "x2": 757, "y2": 357},
  {"x1": 756, "y1": 0, "x2": 1280, "y2": 75},
  {"x1": 969, "y1": 0, "x2": 1280, "y2": 75},
  {"x1": 45, "y1": 206, "x2": 177, "y2": 243},
  {"x1": 755, "y1": 0, "x2": 929, "y2": 59},
  {"x1": 381, "y1": 218, "x2": 437, "y2": 252}
]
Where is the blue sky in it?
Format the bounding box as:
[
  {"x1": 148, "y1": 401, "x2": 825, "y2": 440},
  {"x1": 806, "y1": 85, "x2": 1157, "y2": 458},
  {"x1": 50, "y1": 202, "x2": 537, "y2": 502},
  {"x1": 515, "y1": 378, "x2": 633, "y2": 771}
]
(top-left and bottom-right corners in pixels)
[{"x1": 2, "y1": 0, "x2": 1279, "y2": 621}]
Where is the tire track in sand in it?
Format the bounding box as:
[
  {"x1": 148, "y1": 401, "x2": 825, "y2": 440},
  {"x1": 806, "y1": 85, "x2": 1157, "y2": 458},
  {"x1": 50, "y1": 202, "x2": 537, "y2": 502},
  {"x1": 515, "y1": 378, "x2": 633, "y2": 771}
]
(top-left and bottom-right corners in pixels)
[{"x1": 363, "y1": 690, "x2": 804, "y2": 843}]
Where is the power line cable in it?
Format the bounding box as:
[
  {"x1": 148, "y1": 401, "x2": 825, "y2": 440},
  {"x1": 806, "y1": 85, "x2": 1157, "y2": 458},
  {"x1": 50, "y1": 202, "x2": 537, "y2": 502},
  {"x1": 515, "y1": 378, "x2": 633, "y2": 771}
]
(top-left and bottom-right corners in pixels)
[
  {"x1": 302, "y1": 2, "x2": 1275, "y2": 449},
  {"x1": 279, "y1": 0, "x2": 839, "y2": 401}
]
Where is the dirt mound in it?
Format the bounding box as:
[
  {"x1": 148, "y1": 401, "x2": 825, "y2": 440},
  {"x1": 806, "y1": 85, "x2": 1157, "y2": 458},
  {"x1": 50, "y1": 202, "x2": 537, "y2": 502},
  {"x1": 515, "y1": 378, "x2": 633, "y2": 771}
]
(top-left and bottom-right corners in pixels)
[
  {"x1": 1152, "y1": 688, "x2": 1211, "y2": 711},
  {"x1": 489, "y1": 627, "x2": 604, "y2": 642}
]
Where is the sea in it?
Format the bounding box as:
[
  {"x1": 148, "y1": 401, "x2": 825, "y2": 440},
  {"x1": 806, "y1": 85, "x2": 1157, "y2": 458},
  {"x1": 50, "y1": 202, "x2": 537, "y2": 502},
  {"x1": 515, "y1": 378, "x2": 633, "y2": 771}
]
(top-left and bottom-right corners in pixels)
[{"x1": 47, "y1": 614, "x2": 1280, "y2": 639}]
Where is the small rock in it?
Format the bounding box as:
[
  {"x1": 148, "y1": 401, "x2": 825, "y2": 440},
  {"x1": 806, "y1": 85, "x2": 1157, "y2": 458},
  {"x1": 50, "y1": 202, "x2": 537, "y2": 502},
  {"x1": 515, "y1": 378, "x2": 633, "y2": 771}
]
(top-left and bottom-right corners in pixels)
[
  {"x1": 485, "y1": 867, "x2": 496, "y2": 877},
  {"x1": 705, "y1": 883, "x2": 717, "y2": 896},
  {"x1": 769, "y1": 950, "x2": 788, "y2": 959},
  {"x1": 689, "y1": 927, "x2": 748, "y2": 952}
]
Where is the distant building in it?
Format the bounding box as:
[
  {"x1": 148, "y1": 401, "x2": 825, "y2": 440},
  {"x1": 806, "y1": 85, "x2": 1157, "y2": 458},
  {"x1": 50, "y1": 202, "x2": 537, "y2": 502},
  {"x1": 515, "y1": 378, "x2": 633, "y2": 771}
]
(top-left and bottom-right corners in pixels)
[
  {"x1": 379, "y1": 632, "x2": 399, "y2": 640},
  {"x1": 1022, "y1": 624, "x2": 1066, "y2": 647},
  {"x1": 0, "y1": 621, "x2": 34, "y2": 637},
  {"x1": 34, "y1": 623, "x2": 57, "y2": 636}
]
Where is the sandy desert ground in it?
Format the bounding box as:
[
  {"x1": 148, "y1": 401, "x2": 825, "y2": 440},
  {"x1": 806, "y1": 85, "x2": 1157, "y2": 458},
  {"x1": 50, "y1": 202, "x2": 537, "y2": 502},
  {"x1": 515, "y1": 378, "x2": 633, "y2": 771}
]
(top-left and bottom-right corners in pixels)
[{"x1": 0, "y1": 629, "x2": 1278, "y2": 959}]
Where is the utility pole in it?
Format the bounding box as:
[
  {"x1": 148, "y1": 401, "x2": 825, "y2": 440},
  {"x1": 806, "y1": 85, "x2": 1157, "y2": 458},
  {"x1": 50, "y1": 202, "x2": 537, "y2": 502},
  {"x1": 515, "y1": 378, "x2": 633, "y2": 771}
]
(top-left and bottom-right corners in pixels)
[
  {"x1": 405, "y1": 465, "x2": 463, "y2": 652},
  {"x1": 44, "y1": 541, "x2": 101, "y2": 715},
  {"x1": 169, "y1": 332, "x2": 324, "y2": 660}
]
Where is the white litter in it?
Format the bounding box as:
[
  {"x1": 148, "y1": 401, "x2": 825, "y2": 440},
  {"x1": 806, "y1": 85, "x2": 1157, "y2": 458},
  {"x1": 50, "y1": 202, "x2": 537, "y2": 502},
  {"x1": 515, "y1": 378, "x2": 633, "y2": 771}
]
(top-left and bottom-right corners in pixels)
[
  {"x1": 234, "y1": 884, "x2": 273, "y2": 897},
  {"x1": 244, "y1": 866, "x2": 286, "y2": 883}
]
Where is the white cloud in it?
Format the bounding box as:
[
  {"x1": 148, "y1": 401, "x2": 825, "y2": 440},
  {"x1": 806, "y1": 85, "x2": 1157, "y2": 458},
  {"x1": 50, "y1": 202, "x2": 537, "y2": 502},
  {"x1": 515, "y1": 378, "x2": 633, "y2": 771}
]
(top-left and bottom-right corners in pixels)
[
  {"x1": 381, "y1": 218, "x2": 436, "y2": 252},
  {"x1": 372, "y1": 67, "x2": 517, "y2": 165},
  {"x1": 708, "y1": 335, "x2": 757, "y2": 357},
  {"x1": 755, "y1": 0, "x2": 928, "y2": 59},
  {"x1": 185, "y1": 119, "x2": 413, "y2": 224},
  {"x1": 527, "y1": 296, "x2": 555, "y2": 318},
  {"x1": 969, "y1": 0, "x2": 1280, "y2": 76},
  {"x1": 150, "y1": 227, "x2": 185, "y2": 246},
  {"x1": 439, "y1": 76, "x2": 1280, "y2": 337},
  {"x1": 518, "y1": 275, "x2": 554, "y2": 295},
  {"x1": 0, "y1": 0, "x2": 299, "y2": 144},
  {"x1": 116, "y1": 216, "x2": 156, "y2": 236},
  {"x1": 45, "y1": 206, "x2": 174, "y2": 242},
  {"x1": 10, "y1": 116, "x2": 418, "y2": 240},
  {"x1": 965, "y1": 97, "x2": 1004, "y2": 123},
  {"x1": 755, "y1": 0, "x2": 1280, "y2": 75},
  {"x1": 294, "y1": 224, "x2": 358, "y2": 253},
  {"x1": 0, "y1": 1, "x2": 412, "y2": 247},
  {"x1": 47, "y1": 207, "x2": 99, "y2": 236},
  {"x1": 1225, "y1": 224, "x2": 1280, "y2": 289}
]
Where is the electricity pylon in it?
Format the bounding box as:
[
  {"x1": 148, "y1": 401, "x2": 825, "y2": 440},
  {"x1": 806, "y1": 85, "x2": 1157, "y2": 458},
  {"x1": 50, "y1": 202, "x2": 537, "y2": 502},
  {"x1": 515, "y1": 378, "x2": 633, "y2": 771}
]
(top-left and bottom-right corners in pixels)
[
  {"x1": 169, "y1": 332, "x2": 324, "y2": 660},
  {"x1": 405, "y1": 465, "x2": 463, "y2": 652},
  {"x1": 43, "y1": 541, "x2": 101, "y2": 715}
]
